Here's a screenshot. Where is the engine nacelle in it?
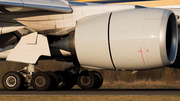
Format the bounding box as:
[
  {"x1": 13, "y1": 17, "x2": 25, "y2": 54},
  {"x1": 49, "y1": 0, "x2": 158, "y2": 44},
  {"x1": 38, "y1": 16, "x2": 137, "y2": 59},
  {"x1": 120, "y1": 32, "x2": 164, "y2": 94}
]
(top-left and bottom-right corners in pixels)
[{"x1": 75, "y1": 8, "x2": 178, "y2": 70}]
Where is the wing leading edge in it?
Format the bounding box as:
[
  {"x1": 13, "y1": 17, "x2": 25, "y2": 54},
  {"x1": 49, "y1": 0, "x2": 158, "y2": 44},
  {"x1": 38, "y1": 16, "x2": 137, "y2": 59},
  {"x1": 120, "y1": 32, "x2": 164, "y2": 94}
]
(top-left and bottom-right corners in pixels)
[{"x1": 0, "y1": 0, "x2": 72, "y2": 13}]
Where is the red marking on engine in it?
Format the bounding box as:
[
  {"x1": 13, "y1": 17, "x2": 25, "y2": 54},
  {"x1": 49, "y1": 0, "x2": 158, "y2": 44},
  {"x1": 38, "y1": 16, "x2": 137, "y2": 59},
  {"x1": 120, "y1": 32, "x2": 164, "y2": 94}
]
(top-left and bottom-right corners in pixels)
[
  {"x1": 140, "y1": 47, "x2": 145, "y2": 64},
  {"x1": 146, "y1": 49, "x2": 149, "y2": 52}
]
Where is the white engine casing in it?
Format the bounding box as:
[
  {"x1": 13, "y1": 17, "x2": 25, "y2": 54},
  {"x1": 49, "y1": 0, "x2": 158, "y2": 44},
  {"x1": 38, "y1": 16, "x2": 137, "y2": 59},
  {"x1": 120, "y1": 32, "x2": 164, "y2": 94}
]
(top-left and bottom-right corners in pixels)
[
  {"x1": 75, "y1": 12, "x2": 114, "y2": 69},
  {"x1": 75, "y1": 8, "x2": 178, "y2": 70}
]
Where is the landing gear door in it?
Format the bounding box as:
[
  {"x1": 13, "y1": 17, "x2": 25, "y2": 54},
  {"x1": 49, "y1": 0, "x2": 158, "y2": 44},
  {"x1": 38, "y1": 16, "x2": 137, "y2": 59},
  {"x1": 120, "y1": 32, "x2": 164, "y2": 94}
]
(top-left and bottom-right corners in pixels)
[{"x1": 6, "y1": 33, "x2": 51, "y2": 64}]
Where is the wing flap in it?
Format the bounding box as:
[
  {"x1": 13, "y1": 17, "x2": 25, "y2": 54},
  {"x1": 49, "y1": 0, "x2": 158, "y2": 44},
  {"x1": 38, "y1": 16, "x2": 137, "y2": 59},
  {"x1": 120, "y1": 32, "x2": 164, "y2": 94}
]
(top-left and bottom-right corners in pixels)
[{"x1": 0, "y1": 0, "x2": 72, "y2": 13}]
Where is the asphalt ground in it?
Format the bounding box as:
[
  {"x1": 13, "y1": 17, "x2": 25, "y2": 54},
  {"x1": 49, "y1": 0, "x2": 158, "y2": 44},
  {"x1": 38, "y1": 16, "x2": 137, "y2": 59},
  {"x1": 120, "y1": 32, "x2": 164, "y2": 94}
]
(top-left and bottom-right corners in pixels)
[{"x1": 0, "y1": 89, "x2": 180, "y2": 95}]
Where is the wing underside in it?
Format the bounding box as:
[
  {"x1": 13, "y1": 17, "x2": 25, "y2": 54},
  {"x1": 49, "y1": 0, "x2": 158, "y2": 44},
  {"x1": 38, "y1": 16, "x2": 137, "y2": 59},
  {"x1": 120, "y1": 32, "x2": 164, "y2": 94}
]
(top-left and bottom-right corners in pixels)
[{"x1": 0, "y1": 0, "x2": 72, "y2": 13}]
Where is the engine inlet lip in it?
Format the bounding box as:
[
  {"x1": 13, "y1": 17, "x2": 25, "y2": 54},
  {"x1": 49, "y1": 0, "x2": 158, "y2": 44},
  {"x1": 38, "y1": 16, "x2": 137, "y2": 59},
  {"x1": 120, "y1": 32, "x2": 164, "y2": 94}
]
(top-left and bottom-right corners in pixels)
[{"x1": 160, "y1": 10, "x2": 178, "y2": 66}]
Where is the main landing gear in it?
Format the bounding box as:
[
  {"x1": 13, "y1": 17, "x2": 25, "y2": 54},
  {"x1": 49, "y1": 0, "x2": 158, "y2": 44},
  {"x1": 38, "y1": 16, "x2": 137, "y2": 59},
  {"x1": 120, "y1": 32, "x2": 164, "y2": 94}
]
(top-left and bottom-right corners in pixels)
[{"x1": 2, "y1": 64, "x2": 103, "y2": 91}]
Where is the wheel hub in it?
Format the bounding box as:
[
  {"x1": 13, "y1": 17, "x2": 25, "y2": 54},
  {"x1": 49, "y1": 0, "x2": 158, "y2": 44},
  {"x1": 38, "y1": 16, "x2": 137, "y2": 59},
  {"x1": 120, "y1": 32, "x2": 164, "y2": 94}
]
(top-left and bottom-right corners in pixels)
[
  {"x1": 6, "y1": 76, "x2": 17, "y2": 87},
  {"x1": 81, "y1": 76, "x2": 91, "y2": 86},
  {"x1": 35, "y1": 76, "x2": 46, "y2": 87}
]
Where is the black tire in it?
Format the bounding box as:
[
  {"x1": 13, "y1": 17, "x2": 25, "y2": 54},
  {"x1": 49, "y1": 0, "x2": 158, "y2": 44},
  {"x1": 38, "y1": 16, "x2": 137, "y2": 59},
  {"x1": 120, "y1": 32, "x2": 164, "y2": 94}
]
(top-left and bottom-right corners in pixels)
[
  {"x1": 2, "y1": 71, "x2": 24, "y2": 91},
  {"x1": 31, "y1": 72, "x2": 51, "y2": 91},
  {"x1": 55, "y1": 71, "x2": 74, "y2": 90},
  {"x1": 92, "y1": 71, "x2": 103, "y2": 89},
  {"x1": 46, "y1": 71, "x2": 59, "y2": 90},
  {"x1": 77, "y1": 71, "x2": 96, "y2": 89}
]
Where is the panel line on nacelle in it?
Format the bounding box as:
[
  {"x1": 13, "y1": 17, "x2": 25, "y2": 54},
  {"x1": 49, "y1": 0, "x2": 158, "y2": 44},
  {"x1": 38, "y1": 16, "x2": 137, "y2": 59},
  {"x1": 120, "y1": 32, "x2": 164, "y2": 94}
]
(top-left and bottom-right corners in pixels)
[{"x1": 107, "y1": 12, "x2": 116, "y2": 70}]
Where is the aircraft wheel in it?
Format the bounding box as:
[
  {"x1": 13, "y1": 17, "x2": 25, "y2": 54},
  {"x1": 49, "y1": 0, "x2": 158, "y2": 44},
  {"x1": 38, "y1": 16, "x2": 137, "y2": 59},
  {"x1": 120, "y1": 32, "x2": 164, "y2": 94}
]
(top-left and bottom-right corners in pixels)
[
  {"x1": 55, "y1": 71, "x2": 74, "y2": 90},
  {"x1": 46, "y1": 71, "x2": 59, "y2": 90},
  {"x1": 92, "y1": 71, "x2": 103, "y2": 89},
  {"x1": 32, "y1": 72, "x2": 51, "y2": 91},
  {"x1": 77, "y1": 71, "x2": 96, "y2": 89},
  {"x1": 2, "y1": 71, "x2": 24, "y2": 91}
]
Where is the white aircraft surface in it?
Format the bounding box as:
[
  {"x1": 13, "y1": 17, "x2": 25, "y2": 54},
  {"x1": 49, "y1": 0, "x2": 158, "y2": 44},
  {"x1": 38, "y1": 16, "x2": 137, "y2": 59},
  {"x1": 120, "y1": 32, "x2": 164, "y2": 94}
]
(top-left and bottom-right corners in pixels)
[{"x1": 0, "y1": 0, "x2": 180, "y2": 91}]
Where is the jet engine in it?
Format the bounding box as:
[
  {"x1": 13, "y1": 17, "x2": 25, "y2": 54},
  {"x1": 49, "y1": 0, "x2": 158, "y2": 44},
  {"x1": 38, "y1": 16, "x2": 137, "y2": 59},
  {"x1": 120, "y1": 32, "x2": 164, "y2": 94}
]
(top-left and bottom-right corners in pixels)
[{"x1": 73, "y1": 8, "x2": 178, "y2": 70}]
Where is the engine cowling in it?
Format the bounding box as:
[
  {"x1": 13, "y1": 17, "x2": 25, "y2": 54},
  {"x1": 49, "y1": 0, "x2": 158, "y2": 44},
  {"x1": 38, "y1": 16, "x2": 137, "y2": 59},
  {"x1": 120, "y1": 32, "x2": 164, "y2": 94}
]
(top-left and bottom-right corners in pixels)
[{"x1": 74, "y1": 8, "x2": 178, "y2": 70}]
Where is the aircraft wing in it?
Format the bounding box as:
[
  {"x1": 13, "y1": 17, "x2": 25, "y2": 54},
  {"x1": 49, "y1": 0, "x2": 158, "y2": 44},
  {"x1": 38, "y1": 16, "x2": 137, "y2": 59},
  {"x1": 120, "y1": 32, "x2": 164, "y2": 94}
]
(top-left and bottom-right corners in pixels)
[{"x1": 0, "y1": 0, "x2": 72, "y2": 13}]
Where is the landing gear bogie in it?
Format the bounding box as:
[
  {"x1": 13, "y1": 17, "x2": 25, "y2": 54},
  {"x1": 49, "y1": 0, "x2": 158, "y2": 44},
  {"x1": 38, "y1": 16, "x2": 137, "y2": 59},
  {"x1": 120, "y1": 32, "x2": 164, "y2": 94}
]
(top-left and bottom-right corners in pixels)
[{"x1": 2, "y1": 63, "x2": 104, "y2": 91}]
